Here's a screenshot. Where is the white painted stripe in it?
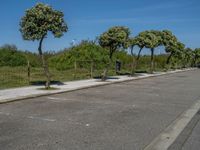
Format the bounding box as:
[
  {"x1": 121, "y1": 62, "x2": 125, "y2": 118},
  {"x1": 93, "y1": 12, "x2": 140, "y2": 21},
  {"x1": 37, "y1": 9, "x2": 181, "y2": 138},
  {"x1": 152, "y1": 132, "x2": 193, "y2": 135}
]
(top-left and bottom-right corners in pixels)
[
  {"x1": 47, "y1": 97, "x2": 75, "y2": 102},
  {"x1": 0, "y1": 111, "x2": 56, "y2": 122},
  {"x1": 144, "y1": 99, "x2": 200, "y2": 150},
  {"x1": 47, "y1": 97, "x2": 64, "y2": 100},
  {"x1": 27, "y1": 116, "x2": 56, "y2": 122},
  {"x1": 0, "y1": 111, "x2": 11, "y2": 116}
]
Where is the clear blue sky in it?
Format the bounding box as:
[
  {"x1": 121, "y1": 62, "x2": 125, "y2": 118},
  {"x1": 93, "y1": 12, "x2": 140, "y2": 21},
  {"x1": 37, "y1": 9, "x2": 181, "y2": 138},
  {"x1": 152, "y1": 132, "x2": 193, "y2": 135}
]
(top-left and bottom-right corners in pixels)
[{"x1": 0, "y1": 0, "x2": 200, "y2": 53}]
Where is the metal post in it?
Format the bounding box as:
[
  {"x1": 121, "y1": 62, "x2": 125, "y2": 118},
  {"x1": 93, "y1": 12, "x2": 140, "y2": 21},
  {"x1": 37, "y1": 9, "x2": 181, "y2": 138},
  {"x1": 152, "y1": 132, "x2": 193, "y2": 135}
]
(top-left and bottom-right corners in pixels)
[
  {"x1": 74, "y1": 60, "x2": 77, "y2": 79},
  {"x1": 90, "y1": 61, "x2": 94, "y2": 78},
  {"x1": 27, "y1": 60, "x2": 30, "y2": 84}
]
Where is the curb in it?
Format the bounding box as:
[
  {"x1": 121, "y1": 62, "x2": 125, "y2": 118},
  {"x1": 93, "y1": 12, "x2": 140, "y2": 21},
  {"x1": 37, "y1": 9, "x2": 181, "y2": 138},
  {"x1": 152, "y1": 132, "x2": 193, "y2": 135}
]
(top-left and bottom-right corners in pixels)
[
  {"x1": 144, "y1": 99, "x2": 200, "y2": 150},
  {"x1": 0, "y1": 68, "x2": 196, "y2": 104},
  {"x1": 168, "y1": 109, "x2": 200, "y2": 150}
]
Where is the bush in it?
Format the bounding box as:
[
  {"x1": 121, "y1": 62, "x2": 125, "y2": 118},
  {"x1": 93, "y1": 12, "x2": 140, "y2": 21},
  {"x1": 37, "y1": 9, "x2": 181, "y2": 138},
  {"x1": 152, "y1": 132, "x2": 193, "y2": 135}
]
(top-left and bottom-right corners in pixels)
[
  {"x1": 0, "y1": 48, "x2": 27, "y2": 66},
  {"x1": 48, "y1": 41, "x2": 109, "y2": 70}
]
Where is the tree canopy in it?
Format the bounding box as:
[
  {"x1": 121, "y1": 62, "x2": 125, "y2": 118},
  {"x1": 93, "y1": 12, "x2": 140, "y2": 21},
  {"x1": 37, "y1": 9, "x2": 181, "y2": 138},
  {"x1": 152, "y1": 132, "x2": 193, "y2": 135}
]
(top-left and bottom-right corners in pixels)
[
  {"x1": 99, "y1": 26, "x2": 130, "y2": 58},
  {"x1": 20, "y1": 3, "x2": 68, "y2": 41},
  {"x1": 138, "y1": 31, "x2": 161, "y2": 50}
]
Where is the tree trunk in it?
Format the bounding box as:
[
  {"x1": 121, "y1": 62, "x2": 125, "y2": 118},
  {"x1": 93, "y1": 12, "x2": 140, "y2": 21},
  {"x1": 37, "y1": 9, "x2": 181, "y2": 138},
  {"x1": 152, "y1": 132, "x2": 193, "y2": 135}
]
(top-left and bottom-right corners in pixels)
[
  {"x1": 38, "y1": 35, "x2": 51, "y2": 89},
  {"x1": 90, "y1": 61, "x2": 94, "y2": 78},
  {"x1": 166, "y1": 53, "x2": 173, "y2": 70},
  {"x1": 102, "y1": 49, "x2": 114, "y2": 81},
  {"x1": 27, "y1": 60, "x2": 30, "y2": 85},
  {"x1": 131, "y1": 47, "x2": 143, "y2": 76},
  {"x1": 166, "y1": 53, "x2": 173, "y2": 64},
  {"x1": 150, "y1": 48, "x2": 154, "y2": 74},
  {"x1": 192, "y1": 56, "x2": 197, "y2": 67},
  {"x1": 102, "y1": 59, "x2": 112, "y2": 81},
  {"x1": 130, "y1": 46, "x2": 135, "y2": 76}
]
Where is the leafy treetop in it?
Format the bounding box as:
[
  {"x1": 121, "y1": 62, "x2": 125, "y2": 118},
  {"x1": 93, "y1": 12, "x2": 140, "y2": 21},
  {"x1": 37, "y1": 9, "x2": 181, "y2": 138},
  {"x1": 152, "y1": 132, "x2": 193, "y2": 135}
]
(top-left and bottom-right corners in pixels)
[
  {"x1": 161, "y1": 30, "x2": 177, "y2": 47},
  {"x1": 194, "y1": 48, "x2": 200, "y2": 57},
  {"x1": 138, "y1": 31, "x2": 161, "y2": 49},
  {"x1": 20, "y1": 3, "x2": 68, "y2": 41},
  {"x1": 99, "y1": 26, "x2": 131, "y2": 51}
]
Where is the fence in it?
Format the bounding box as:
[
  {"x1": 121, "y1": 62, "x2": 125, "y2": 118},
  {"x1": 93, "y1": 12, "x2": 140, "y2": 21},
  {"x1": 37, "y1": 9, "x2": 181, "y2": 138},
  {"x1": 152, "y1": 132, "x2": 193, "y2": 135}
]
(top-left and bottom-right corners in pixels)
[
  {"x1": 0, "y1": 66, "x2": 29, "y2": 89},
  {"x1": 0, "y1": 58, "x2": 167, "y2": 89},
  {"x1": 0, "y1": 60, "x2": 107, "y2": 89}
]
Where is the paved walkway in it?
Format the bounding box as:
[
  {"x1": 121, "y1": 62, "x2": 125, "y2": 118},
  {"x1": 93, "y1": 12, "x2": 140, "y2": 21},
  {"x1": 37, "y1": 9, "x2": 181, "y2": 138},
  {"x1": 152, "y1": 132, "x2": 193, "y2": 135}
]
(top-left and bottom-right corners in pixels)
[{"x1": 0, "y1": 69, "x2": 194, "y2": 103}]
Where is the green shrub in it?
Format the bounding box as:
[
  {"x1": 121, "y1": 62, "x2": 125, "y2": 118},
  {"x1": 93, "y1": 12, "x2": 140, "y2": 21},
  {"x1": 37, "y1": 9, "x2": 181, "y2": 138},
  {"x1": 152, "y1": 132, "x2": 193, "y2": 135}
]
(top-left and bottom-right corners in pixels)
[{"x1": 0, "y1": 48, "x2": 27, "y2": 66}]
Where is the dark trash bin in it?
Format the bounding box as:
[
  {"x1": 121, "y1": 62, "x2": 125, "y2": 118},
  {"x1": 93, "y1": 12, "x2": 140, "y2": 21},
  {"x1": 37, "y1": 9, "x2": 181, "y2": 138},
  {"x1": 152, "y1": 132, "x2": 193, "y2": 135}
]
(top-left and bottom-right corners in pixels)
[{"x1": 115, "y1": 60, "x2": 121, "y2": 74}]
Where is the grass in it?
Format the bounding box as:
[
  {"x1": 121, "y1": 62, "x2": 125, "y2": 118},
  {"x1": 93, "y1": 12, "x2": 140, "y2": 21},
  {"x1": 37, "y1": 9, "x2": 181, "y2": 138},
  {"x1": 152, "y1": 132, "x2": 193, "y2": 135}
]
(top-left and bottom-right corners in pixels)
[
  {"x1": 0, "y1": 66, "x2": 118, "y2": 89},
  {"x1": 0, "y1": 65, "x2": 167, "y2": 90},
  {"x1": 0, "y1": 66, "x2": 28, "y2": 89},
  {"x1": 0, "y1": 66, "x2": 94, "y2": 89}
]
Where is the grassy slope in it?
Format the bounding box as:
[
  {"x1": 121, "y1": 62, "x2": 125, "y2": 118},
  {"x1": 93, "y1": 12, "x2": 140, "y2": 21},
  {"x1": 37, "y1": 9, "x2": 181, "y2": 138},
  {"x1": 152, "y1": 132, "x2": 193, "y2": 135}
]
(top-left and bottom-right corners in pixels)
[
  {"x1": 0, "y1": 62, "x2": 167, "y2": 90},
  {"x1": 0, "y1": 42, "x2": 169, "y2": 89}
]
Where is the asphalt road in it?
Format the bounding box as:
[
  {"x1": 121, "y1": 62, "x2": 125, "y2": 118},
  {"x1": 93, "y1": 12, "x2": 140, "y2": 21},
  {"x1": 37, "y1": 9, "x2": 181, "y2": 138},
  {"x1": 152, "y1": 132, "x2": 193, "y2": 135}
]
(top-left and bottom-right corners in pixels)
[
  {"x1": 169, "y1": 109, "x2": 200, "y2": 150},
  {"x1": 182, "y1": 113, "x2": 200, "y2": 150},
  {"x1": 0, "y1": 70, "x2": 200, "y2": 150}
]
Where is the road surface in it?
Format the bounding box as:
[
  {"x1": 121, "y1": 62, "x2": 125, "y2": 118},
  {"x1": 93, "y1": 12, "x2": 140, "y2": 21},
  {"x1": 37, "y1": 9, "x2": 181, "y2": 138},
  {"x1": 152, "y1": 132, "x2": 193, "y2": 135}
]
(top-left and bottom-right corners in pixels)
[{"x1": 0, "y1": 69, "x2": 200, "y2": 150}]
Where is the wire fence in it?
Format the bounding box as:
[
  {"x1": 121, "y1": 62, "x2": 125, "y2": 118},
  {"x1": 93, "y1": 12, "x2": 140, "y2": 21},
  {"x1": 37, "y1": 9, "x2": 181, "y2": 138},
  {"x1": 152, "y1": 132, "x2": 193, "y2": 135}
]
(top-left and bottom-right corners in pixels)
[
  {"x1": 0, "y1": 58, "x2": 165, "y2": 89},
  {"x1": 0, "y1": 60, "x2": 110, "y2": 89}
]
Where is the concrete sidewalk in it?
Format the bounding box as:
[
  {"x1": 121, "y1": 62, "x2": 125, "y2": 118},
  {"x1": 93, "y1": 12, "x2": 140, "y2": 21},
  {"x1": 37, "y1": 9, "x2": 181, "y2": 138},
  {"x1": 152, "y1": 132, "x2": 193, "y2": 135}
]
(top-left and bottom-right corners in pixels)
[{"x1": 0, "y1": 68, "x2": 194, "y2": 104}]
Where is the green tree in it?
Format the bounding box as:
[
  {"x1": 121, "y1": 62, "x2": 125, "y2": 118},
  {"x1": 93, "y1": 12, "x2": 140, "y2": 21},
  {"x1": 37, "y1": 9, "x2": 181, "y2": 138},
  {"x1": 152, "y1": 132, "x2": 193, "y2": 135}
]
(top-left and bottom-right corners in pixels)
[
  {"x1": 129, "y1": 38, "x2": 137, "y2": 75},
  {"x1": 161, "y1": 30, "x2": 179, "y2": 66},
  {"x1": 99, "y1": 26, "x2": 130, "y2": 80},
  {"x1": 171, "y1": 43, "x2": 185, "y2": 69},
  {"x1": 193, "y1": 48, "x2": 200, "y2": 66},
  {"x1": 20, "y1": 3, "x2": 68, "y2": 89},
  {"x1": 165, "y1": 42, "x2": 185, "y2": 68},
  {"x1": 183, "y1": 48, "x2": 193, "y2": 67},
  {"x1": 141, "y1": 31, "x2": 162, "y2": 73},
  {"x1": 129, "y1": 35, "x2": 146, "y2": 75}
]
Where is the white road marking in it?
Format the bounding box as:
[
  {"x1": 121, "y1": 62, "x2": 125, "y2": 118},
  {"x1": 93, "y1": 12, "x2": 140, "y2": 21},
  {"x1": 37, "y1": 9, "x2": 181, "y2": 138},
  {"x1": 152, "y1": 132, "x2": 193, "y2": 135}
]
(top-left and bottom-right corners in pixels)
[
  {"x1": 85, "y1": 124, "x2": 90, "y2": 127},
  {"x1": 132, "y1": 105, "x2": 136, "y2": 108},
  {"x1": 0, "y1": 111, "x2": 11, "y2": 116},
  {"x1": 0, "y1": 111, "x2": 56, "y2": 122},
  {"x1": 47, "y1": 97, "x2": 75, "y2": 102},
  {"x1": 27, "y1": 116, "x2": 56, "y2": 122},
  {"x1": 47, "y1": 97, "x2": 65, "y2": 100}
]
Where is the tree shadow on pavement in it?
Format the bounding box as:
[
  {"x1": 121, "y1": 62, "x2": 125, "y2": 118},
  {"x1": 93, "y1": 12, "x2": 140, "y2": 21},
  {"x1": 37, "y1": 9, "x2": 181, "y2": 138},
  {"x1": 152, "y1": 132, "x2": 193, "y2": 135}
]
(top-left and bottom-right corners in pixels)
[{"x1": 30, "y1": 80, "x2": 65, "y2": 86}]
